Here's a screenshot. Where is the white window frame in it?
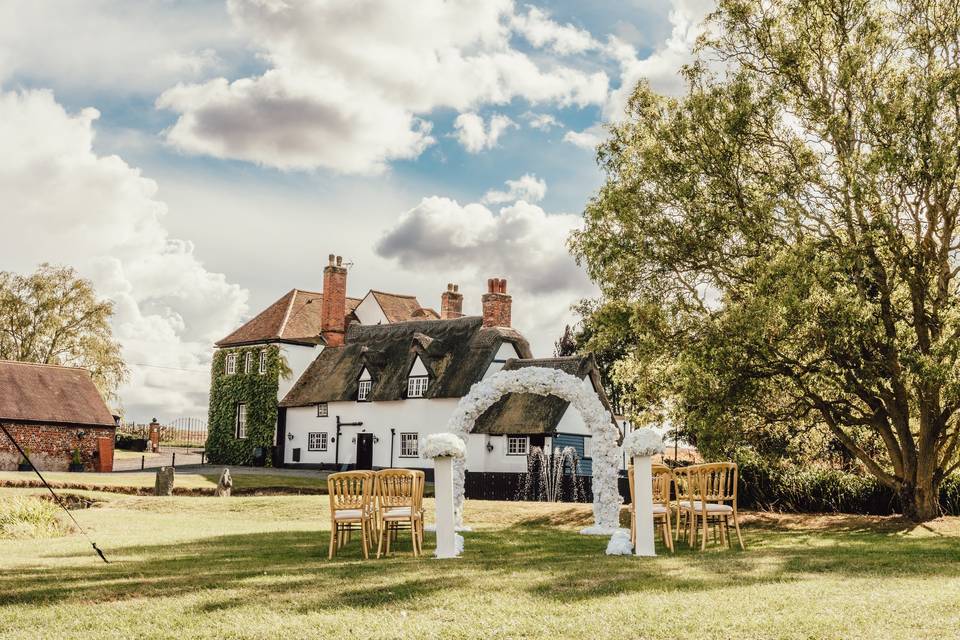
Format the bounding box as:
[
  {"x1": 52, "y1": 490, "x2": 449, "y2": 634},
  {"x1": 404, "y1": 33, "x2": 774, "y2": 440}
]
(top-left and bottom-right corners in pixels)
[
  {"x1": 244, "y1": 351, "x2": 253, "y2": 374},
  {"x1": 235, "y1": 403, "x2": 247, "y2": 439},
  {"x1": 506, "y1": 435, "x2": 528, "y2": 456},
  {"x1": 316, "y1": 402, "x2": 328, "y2": 417},
  {"x1": 308, "y1": 432, "x2": 328, "y2": 451},
  {"x1": 399, "y1": 432, "x2": 419, "y2": 458},
  {"x1": 226, "y1": 353, "x2": 237, "y2": 375},
  {"x1": 407, "y1": 375, "x2": 428, "y2": 398},
  {"x1": 258, "y1": 350, "x2": 267, "y2": 374},
  {"x1": 357, "y1": 379, "x2": 372, "y2": 402},
  {"x1": 582, "y1": 436, "x2": 592, "y2": 459}
]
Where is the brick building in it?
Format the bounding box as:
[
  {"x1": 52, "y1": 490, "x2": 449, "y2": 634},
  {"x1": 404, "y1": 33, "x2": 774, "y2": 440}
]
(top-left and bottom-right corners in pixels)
[{"x1": 0, "y1": 360, "x2": 117, "y2": 472}]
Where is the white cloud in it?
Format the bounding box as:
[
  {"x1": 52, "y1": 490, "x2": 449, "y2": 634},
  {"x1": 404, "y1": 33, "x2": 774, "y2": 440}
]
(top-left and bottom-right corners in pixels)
[
  {"x1": 0, "y1": 88, "x2": 248, "y2": 419},
  {"x1": 376, "y1": 195, "x2": 590, "y2": 296},
  {"x1": 605, "y1": 0, "x2": 715, "y2": 118},
  {"x1": 482, "y1": 174, "x2": 547, "y2": 204},
  {"x1": 511, "y1": 6, "x2": 599, "y2": 55},
  {"x1": 156, "y1": 0, "x2": 609, "y2": 173},
  {"x1": 524, "y1": 112, "x2": 560, "y2": 130},
  {"x1": 0, "y1": 1, "x2": 241, "y2": 93},
  {"x1": 563, "y1": 124, "x2": 606, "y2": 150},
  {"x1": 453, "y1": 112, "x2": 517, "y2": 153}
]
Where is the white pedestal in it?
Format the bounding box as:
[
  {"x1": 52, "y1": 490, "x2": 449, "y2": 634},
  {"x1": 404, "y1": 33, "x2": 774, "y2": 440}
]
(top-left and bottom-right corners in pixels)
[
  {"x1": 632, "y1": 455, "x2": 656, "y2": 557},
  {"x1": 433, "y1": 456, "x2": 458, "y2": 559}
]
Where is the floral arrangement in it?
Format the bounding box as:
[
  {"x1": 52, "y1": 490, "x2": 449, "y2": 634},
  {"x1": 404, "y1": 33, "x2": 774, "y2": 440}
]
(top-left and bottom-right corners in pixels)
[
  {"x1": 605, "y1": 528, "x2": 633, "y2": 555},
  {"x1": 444, "y1": 367, "x2": 623, "y2": 534},
  {"x1": 622, "y1": 428, "x2": 665, "y2": 458},
  {"x1": 422, "y1": 432, "x2": 466, "y2": 459}
]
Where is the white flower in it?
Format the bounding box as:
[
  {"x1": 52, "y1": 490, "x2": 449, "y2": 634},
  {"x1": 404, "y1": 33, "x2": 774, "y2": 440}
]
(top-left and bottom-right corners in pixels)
[
  {"x1": 444, "y1": 366, "x2": 623, "y2": 535},
  {"x1": 422, "y1": 432, "x2": 466, "y2": 459},
  {"x1": 605, "y1": 528, "x2": 633, "y2": 555},
  {"x1": 622, "y1": 428, "x2": 665, "y2": 458}
]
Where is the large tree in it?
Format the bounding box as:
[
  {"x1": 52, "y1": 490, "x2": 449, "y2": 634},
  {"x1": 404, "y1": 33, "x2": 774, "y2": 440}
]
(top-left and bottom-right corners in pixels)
[
  {"x1": 571, "y1": 0, "x2": 960, "y2": 521},
  {"x1": 0, "y1": 264, "x2": 127, "y2": 404}
]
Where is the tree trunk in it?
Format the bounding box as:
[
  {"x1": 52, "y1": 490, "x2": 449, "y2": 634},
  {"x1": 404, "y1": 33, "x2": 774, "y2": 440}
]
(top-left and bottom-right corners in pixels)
[{"x1": 899, "y1": 476, "x2": 941, "y2": 522}]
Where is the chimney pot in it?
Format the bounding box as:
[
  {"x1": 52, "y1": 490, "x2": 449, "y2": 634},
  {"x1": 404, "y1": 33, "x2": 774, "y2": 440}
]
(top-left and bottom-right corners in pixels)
[
  {"x1": 336, "y1": 255, "x2": 343, "y2": 267},
  {"x1": 328, "y1": 254, "x2": 335, "y2": 265},
  {"x1": 482, "y1": 276, "x2": 512, "y2": 327}
]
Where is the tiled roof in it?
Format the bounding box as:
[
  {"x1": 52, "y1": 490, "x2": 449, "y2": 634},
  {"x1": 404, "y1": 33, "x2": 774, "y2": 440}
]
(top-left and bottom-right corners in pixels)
[
  {"x1": 215, "y1": 289, "x2": 362, "y2": 347},
  {"x1": 472, "y1": 355, "x2": 617, "y2": 435},
  {"x1": 0, "y1": 360, "x2": 116, "y2": 427},
  {"x1": 370, "y1": 291, "x2": 439, "y2": 322},
  {"x1": 280, "y1": 316, "x2": 532, "y2": 406}
]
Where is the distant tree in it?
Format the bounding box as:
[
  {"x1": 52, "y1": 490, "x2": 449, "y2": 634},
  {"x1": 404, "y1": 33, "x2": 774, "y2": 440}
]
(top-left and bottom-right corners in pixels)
[
  {"x1": 0, "y1": 264, "x2": 127, "y2": 403},
  {"x1": 553, "y1": 325, "x2": 578, "y2": 357},
  {"x1": 571, "y1": 0, "x2": 960, "y2": 521}
]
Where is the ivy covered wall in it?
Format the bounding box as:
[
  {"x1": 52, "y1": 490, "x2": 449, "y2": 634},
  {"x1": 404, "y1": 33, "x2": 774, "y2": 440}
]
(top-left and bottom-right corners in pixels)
[{"x1": 205, "y1": 345, "x2": 287, "y2": 466}]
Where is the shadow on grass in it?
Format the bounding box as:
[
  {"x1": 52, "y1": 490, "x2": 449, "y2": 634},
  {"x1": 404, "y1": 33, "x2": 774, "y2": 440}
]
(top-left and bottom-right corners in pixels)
[{"x1": 2, "y1": 517, "x2": 958, "y2": 610}]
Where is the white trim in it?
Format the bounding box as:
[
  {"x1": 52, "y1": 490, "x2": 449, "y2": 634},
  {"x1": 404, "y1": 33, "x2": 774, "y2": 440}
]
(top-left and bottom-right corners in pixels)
[
  {"x1": 308, "y1": 431, "x2": 328, "y2": 451},
  {"x1": 506, "y1": 435, "x2": 528, "y2": 456},
  {"x1": 316, "y1": 402, "x2": 328, "y2": 417},
  {"x1": 235, "y1": 403, "x2": 247, "y2": 439},
  {"x1": 399, "y1": 432, "x2": 419, "y2": 457},
  {"x1": 258, "y1": 350, "x2": 267, "y2": 374},
  {"x1": 357, "y1": 379, "x2": 372, "y2": 402},
  {"x1": 244, "y1": 351, "x2": 253, "y2": 374},
  {"x1": 277, "y1": 288, "x2": 298, "y2": 338},
  {"x1": 226, "y1": 353, "x2": 238, "y2": 375},
  {"x1": 407, "y1": 375, "x2": 428, "y2": 398}
]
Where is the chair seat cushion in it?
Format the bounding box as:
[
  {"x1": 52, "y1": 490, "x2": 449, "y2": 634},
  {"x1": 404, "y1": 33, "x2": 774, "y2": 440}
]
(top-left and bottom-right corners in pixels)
[
  {"x1": 652, "y1": 503, "x2": 668, "y2": 514},
  {"x1": 679, "y1": 501, "x2": 733, "y2": 513},
  {"x1": 383, "y1": 507, "x2": 412, "y2": 517},
  {"x1": 334, "y1": 509, "x2": 363, "y2": 520}
]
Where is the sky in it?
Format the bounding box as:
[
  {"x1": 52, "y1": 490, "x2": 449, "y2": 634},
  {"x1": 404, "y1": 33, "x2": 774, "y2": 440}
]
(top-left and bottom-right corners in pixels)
[{"x1": 0, "y1": 0, "x2": 711, "y2": 422}]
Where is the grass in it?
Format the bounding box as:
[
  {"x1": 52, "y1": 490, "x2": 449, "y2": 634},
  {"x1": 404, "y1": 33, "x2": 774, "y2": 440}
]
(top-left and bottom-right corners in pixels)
[
  {"x1": 0, "y1": 496, "x2": 73, "y2": 539},
  {"x1": 0, "y1": 470, "x2": 331, "y2": 494},
  {"x1": 0, "y1": 488, "x2": 958, "y2": 640}
]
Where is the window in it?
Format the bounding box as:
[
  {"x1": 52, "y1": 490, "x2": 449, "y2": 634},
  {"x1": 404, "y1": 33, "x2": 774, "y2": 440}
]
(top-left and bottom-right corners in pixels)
[
  {"x1": 582, "y1": 436, "x2": 592, "y2": 459},
  {"x1": 506, "y1": 435, "x2": 528, "y2": 456},
  {"x1": 308, "y1": 432, "x2": 328, "y2": 451},
  {"x1": 235, "y1": 403, "x2": 247, "y2": 439},
  {"x1": 244, "y1": 351, "x2": 253, "y2": 373},
  {"x1": 407, "y1": 376, "x2": 428, "y2": 398},
  {"x1": 225, "y1": 353, "x2": 237, "y2": 375},
  {"x1": 400, "y1": 432, "x2": 419, "y2": 457},
  {"x1": 316, "y1": 402, "x2": 328, "y2": 417},
  {"x1": 258, "y1": 350, "x2": 267, "y2": 374},
  {"x1": 357, "y1": 380, "x2": 372, "y2": 401}
]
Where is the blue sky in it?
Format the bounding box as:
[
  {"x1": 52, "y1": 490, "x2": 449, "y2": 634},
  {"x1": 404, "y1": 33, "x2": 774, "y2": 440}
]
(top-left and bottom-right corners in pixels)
[{"x1": 0, "y1": 0, "x2": 709, "y2": 420}]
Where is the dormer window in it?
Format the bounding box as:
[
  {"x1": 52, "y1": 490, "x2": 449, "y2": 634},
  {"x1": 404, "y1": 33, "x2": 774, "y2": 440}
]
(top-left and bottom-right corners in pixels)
[
  {"x1": 357, "y1": 367, "x2": 372, "y2": 402},
  {"x1": 407, "y1": 376, "x2": 428, "y2": 398},
  {"x1": 407, "y1": 355, "x2": 429, "y2": 399}
]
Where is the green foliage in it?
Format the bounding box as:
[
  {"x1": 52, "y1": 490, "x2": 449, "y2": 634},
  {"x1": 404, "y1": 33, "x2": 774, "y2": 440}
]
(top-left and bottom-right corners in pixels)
[
  {"x1": 569, "y1": 0, "x2": 960, "y2": 520},
  {"x1": 0, "y1": 496, "x2": 72, "y2": 539},
  {"x1": 205, "y1": 345, "x2": 285, "y2": 466},
  {"x1": 737, "y1": 451, "x2": 960, "y2": 516},
  {"x1": 0, "y1": 263, "x2": 127, "y2": 404}
]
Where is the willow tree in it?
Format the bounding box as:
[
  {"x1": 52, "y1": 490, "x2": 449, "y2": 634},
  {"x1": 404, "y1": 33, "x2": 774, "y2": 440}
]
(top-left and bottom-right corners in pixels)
[
  {"x1": 0, "y1": 264, "x2": 127, "y2": 403},
  {"x1": 571, "y1": 0, "x2": 960, "y2": 521}
]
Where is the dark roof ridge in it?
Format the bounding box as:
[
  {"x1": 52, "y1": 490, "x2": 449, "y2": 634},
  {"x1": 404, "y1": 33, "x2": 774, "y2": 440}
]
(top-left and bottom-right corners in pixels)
[{"x1": 0, "y1": 359, "x2": 88, "y2": 371}]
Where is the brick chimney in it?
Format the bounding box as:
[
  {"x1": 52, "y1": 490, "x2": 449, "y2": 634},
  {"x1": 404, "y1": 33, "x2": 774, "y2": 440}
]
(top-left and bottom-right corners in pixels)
[
  {"x1": 321, "y1": 254, "x2": 348, "y2": 346},
  {"x1": 481, "y1": 278, "x2": 511, "y2": 327},
  {"x1": 440, "y1": 283, "x2": 463, "y2": 319}
]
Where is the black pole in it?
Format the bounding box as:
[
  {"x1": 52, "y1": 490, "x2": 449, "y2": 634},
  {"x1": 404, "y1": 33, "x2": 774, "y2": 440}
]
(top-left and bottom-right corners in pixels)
[
  {"x1": 172, "y1": 451, "x2": 176, "y2": 468},
  {"x1": 335, "y1": 419, "x2": 341, "y2": 466},
  {"x1": 389, "y1": 428, "x2": 395, "y2": 468},
  {"x1": 141, "y1": 455, "x2": 144, "y2": 470}
]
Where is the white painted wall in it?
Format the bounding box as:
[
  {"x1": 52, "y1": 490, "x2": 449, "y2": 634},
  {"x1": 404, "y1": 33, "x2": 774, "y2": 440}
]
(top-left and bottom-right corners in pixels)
[
  {"x1": 482, "y1": 342, "x2": 520, "y2": 378},
  {"x1": 278, "y1": 344, "x2": 321, "y2": 401},
  {"x1": 353, "y1": 292, "x2": 388, "y2": 325}
]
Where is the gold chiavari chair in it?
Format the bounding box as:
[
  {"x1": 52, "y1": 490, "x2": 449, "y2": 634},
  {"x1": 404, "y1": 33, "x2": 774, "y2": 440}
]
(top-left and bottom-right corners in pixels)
[
  {"x1": 327, "y1": 471, "x2": 376, "y2": 559},
  {"x1": 375, "y1": 469, "x2": 421, "y2": 557},
  {"x1": 688, "y1": 462, "x2": 744, "y2": 551}
]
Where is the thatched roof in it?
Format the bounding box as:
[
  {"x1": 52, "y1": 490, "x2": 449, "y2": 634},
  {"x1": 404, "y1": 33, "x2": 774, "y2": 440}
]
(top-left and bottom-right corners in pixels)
[
  {"x1": 280, "y1": 316, "x2": 532, "y2": 406},
  {"x1": 471, "y1": 355, "x2": 617, "y2": 435},
  {"x1": 0, "y1": 360, "x2": 116, "y2": 427}
]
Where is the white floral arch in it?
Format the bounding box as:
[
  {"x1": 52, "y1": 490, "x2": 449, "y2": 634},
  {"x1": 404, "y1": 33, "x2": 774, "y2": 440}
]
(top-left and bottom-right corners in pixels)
[{"x1": 444, "y1": 367, "x2": 623, "y2": 534}]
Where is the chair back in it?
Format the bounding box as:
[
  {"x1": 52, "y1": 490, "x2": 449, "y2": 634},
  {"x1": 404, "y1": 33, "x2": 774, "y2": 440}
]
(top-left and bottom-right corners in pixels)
[
  {"x1": 697, "y1": 462, "x2": 738, "y2": 504},
  {"x1": 411, "y1": 470, "x2": 426, "y2": 512},
  {"x1": 628, "y1": 464, "x2": 673, "y2": 505},
  {"x1": 652, "y1": 464, "x2": 673, "y2": 505},
  {"x1": 376, "y1": 469, "x2": 417, "y2": 508},
  {"x1": 672, "y1": 464, "x2": 701, "y2": 503},
  {"x1": 328, "y1": 471, "x2": 373, "y2": 514}
]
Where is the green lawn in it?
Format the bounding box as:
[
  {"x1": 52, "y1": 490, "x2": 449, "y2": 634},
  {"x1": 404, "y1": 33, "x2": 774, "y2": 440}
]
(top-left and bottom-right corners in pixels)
[
  {"x1": 0, "y1": 488, "x2": 958, "y2": 639},
  {"x1": 0, "y1": 470, "x2": 330, "y2": 494}
]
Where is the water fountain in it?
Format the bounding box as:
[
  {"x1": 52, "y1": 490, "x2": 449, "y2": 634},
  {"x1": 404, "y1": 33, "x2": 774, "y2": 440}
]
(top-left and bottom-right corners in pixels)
[{"x1": 519, "y1": 446, "x2": 584, "y2": 502}]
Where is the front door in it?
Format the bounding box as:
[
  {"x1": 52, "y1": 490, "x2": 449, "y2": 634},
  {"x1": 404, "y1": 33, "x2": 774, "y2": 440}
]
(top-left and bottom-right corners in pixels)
[{"x1": 356, "y1": 433, "x2": 374, "y2": 470}]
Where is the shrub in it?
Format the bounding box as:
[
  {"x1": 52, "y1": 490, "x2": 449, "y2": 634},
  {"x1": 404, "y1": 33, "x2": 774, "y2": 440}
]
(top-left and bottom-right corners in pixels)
[
  {"x1": 0, "y1": 496, "x2": 73, "y2": 539},
  {"x1": 736, "y1": 451, "x2": 960, "y2": 516}
]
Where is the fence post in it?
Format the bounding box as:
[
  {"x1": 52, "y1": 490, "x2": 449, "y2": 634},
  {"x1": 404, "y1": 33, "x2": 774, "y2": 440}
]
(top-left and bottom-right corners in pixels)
[
  {"x1": 172, "y1": 452, "x2": 176, "y2": 468},
  {"x1": 141, "y1": 455, "x2": 144, "y2": 470}
]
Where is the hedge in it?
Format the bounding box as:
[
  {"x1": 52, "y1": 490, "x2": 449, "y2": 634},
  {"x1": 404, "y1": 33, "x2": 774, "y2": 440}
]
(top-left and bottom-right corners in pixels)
[{"x1": 736, "y1": 452, "x2": 960, "y2": 516}]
